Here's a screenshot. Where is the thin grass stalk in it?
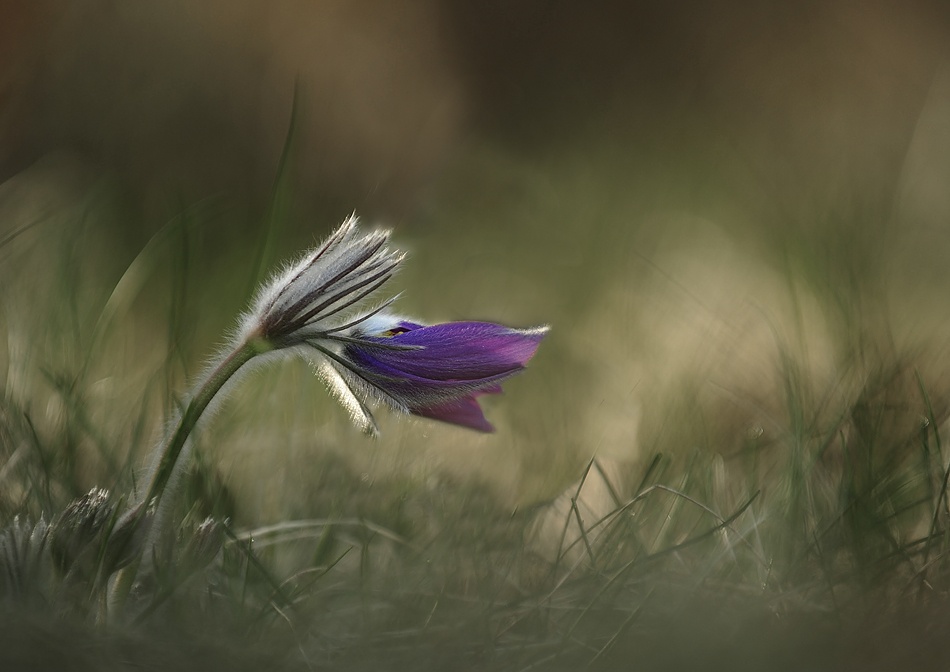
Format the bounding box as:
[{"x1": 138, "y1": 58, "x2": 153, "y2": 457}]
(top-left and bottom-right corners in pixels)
[{"x1": 916, "y1": 369, "x2": 946, "y2": 595}]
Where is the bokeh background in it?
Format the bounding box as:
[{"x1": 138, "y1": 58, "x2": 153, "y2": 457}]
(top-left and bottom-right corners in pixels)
[
  {"x1": 4, "y1": 5, "x2": 950, "y2": 666},
  {"x1": 5, "y1": 0, "x2": 950, "y2": 501},
  {"x1": 4, "y1": 0, "x2": 950, "y2": 511}
]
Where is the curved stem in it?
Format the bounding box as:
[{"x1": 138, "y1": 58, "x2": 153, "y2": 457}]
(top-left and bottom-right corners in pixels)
[
  {"x1": 142, "y1": 337, "x2": 268, "y2": 511},
  {"x1": 109, "y1": 336, "x2": 272, "y2": 618}
]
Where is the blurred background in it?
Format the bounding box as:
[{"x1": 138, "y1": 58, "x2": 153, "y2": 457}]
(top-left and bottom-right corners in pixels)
[
  {"x1": 3, "y1": 0, "x2": 950, "y2": 520},
  {"x1": 7, "y1": 2, "x2": 950, "y2": 669}
]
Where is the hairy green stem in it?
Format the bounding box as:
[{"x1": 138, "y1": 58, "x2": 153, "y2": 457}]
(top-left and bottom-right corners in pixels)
[
  {"x1": 109, "y1": 335, "x2": 273, "y2": 617},
  {"x1": 142, "y1": 337, "x2": 270, "y2": 511}
]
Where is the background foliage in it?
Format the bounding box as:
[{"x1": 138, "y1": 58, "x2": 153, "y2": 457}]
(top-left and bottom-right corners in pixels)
[{"x1": 3, "y1": 2, "x2": 950, "y2": 669}]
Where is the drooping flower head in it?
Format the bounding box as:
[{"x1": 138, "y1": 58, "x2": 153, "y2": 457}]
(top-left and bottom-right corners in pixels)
[
  {"x1": 111, "y1": 215, "x2": 547, "y2": 607},
  {"x1": 242, "y1": 215, "x2": 547, "y2": 434}
]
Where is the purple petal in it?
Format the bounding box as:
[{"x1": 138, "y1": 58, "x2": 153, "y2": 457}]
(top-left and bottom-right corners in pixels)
[
  {"x1": 336, "y1": 319, "x2": 547, "y2": 431},
  {"x1": 411, "y1": 395, "x2": 495, "y2": 433},
  {"x1": 352, "y1": 322, "x2": 547, "y2": 383}
]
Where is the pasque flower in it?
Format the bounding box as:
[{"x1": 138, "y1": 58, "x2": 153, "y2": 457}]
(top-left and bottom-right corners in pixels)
[
  {"x1": 112, "y1": 214, "x2": 547, "y2": 613},
  {"x1": 240, "y1": 215, "x2": 547, "y2": 434},
  {"x1": 148, "y1": 214, "x2": 545, "y2": 509},
  {"x1": 329, "y1": 318, "x2": 547, "y2": 433}
]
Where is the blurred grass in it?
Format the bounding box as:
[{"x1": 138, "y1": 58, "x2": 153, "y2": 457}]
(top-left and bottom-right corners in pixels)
[{"x1": 4, "y1": 87, "x2": 950, "y2": 670}]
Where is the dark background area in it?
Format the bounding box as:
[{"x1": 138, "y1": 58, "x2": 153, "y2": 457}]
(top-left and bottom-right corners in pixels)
[{"x1": 3, "y1": 1, "x2": 947, "y2": 229}]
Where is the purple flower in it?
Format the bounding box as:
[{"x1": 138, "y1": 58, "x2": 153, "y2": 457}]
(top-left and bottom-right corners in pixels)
[
  {"x1": 337, "y1": 320, "x2": 547, "y2": 432},
  {"x1": 242, "y1": 216, "x2": 547, "y2": 435}
]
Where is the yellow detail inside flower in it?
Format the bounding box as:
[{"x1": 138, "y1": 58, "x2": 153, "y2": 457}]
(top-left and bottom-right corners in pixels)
[{"x1": 378, "y1": 327, "x2": 410, "y2": 338}]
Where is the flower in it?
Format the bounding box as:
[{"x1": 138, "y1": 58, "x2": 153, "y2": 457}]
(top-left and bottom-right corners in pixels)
[
  {"x1": 326, "y1": 318, "x2": 548, "y2": 433},
  {"x1": 241, "y1": 215, "x2": 547, "y2": 434},
  {"x1": 111, "y1": 215, "x2": 547, "y2": 608}
]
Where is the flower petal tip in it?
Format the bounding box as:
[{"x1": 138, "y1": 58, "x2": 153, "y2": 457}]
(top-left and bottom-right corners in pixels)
[
  {"x1": 412, "y1": 396, "x2": 496, "y2": 433},
  {"x1": 515, "y1": 324, "x2": 549, "y2": 363}
]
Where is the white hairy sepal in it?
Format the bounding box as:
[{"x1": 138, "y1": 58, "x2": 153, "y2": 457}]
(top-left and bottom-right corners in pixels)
[{"x1": 237, "y1": 215, "x2": 404, "y2": 346}]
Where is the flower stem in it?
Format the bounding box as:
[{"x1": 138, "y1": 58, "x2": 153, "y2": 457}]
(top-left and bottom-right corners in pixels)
[
  {"x1": 109, "y1": 335, "x2": 272, "y2": 617},
  {"x1": 142, "y1": 337, "x2": 268, "y2": 512}
]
